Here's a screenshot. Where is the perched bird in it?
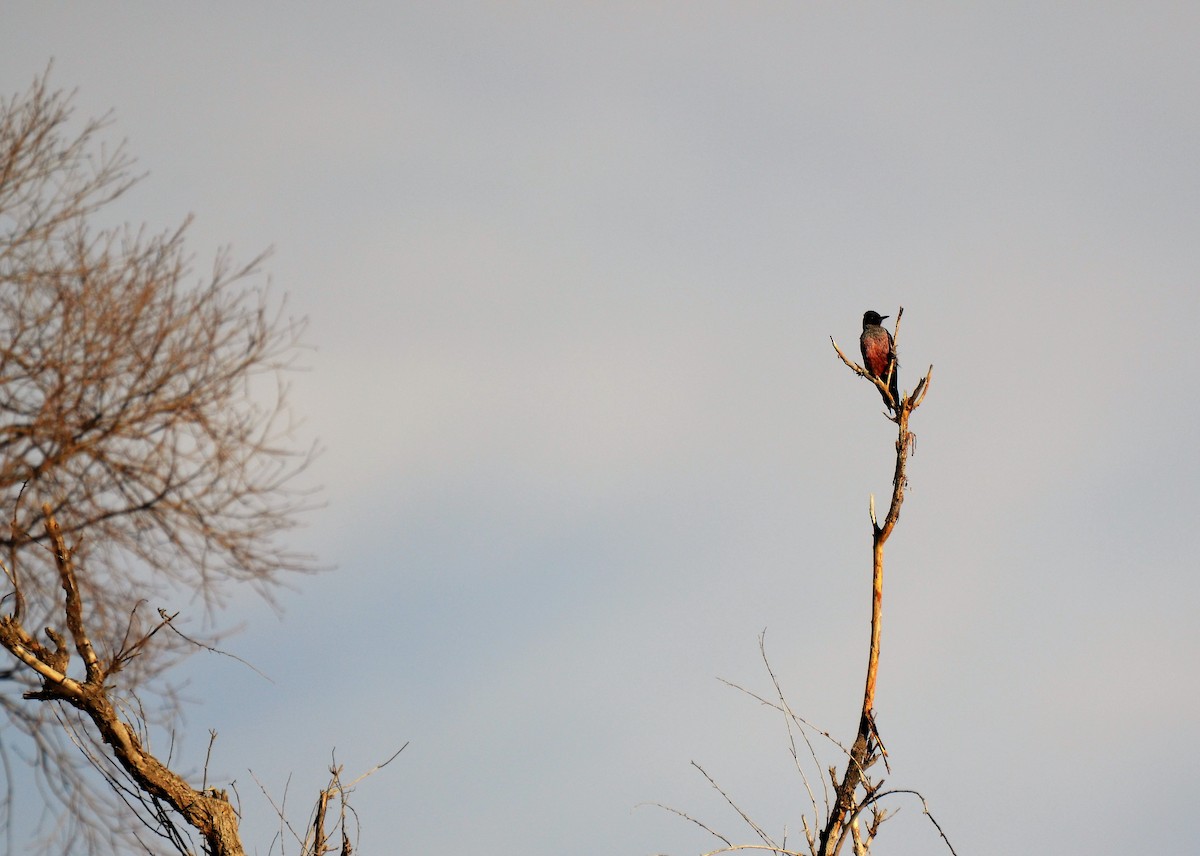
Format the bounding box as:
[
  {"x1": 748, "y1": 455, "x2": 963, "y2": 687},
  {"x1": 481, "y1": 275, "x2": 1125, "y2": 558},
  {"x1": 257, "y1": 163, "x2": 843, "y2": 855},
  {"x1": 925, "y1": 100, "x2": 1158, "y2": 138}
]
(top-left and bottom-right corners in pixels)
[{"x1": 859, "y1": 310, "x2": 899, "y2": 411}]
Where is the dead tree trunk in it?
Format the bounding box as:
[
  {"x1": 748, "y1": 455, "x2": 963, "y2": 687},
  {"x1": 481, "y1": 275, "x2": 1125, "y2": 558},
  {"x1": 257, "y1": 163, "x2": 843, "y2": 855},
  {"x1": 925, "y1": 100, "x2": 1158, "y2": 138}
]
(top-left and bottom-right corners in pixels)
[{"x1": 821, "y1": 308, "x2": 932, "y2": 856}]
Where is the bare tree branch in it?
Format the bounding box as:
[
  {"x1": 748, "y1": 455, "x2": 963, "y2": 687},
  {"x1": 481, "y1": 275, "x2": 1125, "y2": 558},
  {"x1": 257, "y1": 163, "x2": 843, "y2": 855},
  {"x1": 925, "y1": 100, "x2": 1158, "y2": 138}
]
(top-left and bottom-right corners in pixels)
[
  {"x1": 1, "y1": 507, "x2": 404, "y2": 856},
  {"x1": 0, "y1": 511, "x2": 247, "y2": 855}
]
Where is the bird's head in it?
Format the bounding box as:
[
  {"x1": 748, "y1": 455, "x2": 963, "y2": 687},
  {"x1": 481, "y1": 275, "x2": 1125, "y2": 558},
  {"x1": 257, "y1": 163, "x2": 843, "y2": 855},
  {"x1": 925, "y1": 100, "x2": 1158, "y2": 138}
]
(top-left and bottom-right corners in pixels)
[{"x1": 862, "y1": 310, "x2": 888, "y2": 328}]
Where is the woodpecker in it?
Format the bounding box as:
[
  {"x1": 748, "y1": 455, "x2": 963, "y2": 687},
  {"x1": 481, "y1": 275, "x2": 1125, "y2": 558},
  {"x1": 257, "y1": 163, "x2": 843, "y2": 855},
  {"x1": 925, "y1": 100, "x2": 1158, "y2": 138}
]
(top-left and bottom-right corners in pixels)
[{"x1": 859, "y1": 310, "x2": 899, "y2": 411}]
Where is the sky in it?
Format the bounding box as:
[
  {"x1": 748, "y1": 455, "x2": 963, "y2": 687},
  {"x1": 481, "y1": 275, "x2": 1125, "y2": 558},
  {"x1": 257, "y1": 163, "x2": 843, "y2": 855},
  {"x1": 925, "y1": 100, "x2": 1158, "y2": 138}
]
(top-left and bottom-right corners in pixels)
[{"x1": 3, "y1": 4, "x2": 1200, "y2": 855}]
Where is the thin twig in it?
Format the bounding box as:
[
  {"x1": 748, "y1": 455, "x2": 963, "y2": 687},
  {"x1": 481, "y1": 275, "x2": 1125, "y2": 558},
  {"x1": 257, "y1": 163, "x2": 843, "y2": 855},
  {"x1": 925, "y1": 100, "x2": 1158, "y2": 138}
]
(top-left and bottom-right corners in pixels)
[
  {"x1": 698, "y1": 845, "x2": 808, "y2": 856},
  {"x1": 860, "y1": 789, "x2": 958, "y2": 856},
  {"x1": 157, "y1": 608, "x2": 274, "y2": 683},
  {"x1": 640, "y1": 802, "x2": 733, "y2": 848},
  {"x1": 692, "y1": 761, "x2": 776, "y2": 850},
  {"x1": 203, "y1": 730, "x2": 218, "y2": 792},
  {"x1": 756, "y1": 634, "x2": 826, "y2": 817},
  {"x1": 341, "y1": 742, "x2": 408, "y2": 790}
]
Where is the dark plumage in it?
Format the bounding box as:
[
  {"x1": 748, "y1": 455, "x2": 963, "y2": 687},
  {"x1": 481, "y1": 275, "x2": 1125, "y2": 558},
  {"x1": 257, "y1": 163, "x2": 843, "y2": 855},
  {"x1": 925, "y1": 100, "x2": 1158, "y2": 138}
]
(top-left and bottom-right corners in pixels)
[{"x1": 859, "y1": 310, "x2": 899, "y2": 411}]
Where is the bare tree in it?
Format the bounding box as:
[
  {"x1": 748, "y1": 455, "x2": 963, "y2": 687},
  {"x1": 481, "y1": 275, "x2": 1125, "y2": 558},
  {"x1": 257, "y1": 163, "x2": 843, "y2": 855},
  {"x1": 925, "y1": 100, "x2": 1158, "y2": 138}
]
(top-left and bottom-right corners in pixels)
[
  {"x1": 0, "y1": 69, "x2": 318, "y2": 853},
  {"x1": 657, "y1": 309, "x2": 950, "y2": 856}
]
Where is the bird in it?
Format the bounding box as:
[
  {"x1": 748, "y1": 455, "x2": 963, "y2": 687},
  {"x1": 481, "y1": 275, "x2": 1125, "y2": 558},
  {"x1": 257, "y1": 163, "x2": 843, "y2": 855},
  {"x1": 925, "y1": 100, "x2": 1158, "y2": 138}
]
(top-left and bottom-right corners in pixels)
[{"x1": 859, "y1": 310, "x2": 899, "y2": 411}]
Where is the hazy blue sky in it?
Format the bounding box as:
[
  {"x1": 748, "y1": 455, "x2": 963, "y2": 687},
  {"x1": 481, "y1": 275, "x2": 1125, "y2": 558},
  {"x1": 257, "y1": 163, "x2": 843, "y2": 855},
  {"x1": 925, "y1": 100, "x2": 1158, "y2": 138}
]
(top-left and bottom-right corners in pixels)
[{"x1": 4, "y1": 5, "x2": 1199, "y2": 854}]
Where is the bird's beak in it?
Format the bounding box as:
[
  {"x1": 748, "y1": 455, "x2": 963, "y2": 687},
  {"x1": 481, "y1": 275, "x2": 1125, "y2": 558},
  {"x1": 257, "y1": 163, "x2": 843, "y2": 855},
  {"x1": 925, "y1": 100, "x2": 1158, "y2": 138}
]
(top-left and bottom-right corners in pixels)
[{"x1": 880, "y1": 315, "x2": 889, "y2": 321}]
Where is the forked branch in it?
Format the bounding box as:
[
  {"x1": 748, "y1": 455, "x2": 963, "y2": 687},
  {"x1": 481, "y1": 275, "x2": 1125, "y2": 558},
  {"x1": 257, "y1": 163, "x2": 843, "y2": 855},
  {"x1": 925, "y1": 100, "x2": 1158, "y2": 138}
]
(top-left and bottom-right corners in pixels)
[
  {"x1": 0, "y1": 504, "x2": 405, "y2": 855},
  {"x1": 0, "y1": 509, "x2": 248, "y2": 856}
]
